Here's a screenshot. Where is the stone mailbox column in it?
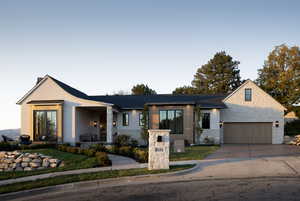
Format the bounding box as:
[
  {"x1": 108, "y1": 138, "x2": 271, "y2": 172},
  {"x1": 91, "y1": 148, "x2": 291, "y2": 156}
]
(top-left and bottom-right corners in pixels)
[{"x1": 148, "y1": 129, "x2": 170, "y2": 170}]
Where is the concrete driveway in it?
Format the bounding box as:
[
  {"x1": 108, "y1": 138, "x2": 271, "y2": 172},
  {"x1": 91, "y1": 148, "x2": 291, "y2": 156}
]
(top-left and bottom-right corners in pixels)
[
  {"x1": 206, "y1": 144, "x2": 300, "y2": 159},
  {"x1": 191, "y1": 144, "x2": 300, "y2": 179}
]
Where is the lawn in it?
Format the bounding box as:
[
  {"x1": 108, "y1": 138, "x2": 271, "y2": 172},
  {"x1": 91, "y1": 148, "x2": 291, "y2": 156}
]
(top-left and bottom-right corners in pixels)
[
  {"x1": 0, "y1": 164, "x2": 194, "y2": 194},
  {"x1": 170, "y1": 145, "x2": 219, "y2": 161},
  {"x1": 0, "y1": 149, "x2": 99, "y2": 180}
]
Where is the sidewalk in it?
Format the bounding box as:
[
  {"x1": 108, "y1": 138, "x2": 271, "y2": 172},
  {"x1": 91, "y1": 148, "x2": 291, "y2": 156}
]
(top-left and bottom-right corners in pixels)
[{"x1": 0, "y1": 154, "x2": 198, "y2": 186}]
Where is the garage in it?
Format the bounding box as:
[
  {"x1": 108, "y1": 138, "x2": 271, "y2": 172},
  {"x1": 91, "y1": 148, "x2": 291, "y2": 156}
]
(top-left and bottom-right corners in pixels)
[{"x1": 223, "y1": 122, "x2": 272, "y2": 144}]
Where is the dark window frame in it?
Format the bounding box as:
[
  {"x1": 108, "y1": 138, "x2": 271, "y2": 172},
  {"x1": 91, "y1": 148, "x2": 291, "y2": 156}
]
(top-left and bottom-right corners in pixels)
[
  {"x1": 159, "y1": 109, "x2": 184, "y2": 134},
  {"x1": 122, "y1": 112, "x2": 129, "y2": 126},
  {"x1": 139, "y1": 112, "x2": 150, "y2": 128},
  {"x1": 201, "y1": 112, "x2": 210, "y2": 129},
  {"x1": 33, "y1": 110, "x2": 58, "y2": 141},
  {"x1": 245, "y1": 88, "x2": 252, "y2": 101}
]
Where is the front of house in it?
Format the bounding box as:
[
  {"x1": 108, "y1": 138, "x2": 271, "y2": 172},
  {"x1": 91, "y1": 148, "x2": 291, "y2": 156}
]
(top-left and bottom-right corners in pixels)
[{"x1": 17, "y1": 75, "x2": 286, "y2": 145}]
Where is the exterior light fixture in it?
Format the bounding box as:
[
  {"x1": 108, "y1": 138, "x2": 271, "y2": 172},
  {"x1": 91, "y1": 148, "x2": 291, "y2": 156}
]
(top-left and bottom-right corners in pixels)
[
  {"x1": 93, "y1": 121, "x2": 98, "y2": 128},
  {"x1": 275, "y1": 121, "x2": 279, "y2": 127},
  {"x1": 219, "y1": 121, "x2": 223, "y2": 128},
  {"x1": 113, "y1": 121, "x2": 117, "y2": 127}
]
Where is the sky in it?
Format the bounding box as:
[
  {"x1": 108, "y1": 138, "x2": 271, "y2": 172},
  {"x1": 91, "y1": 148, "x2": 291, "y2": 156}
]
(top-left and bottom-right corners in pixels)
[{"x1": 0, "y1": 0, "x2": 300, "y2": 130}]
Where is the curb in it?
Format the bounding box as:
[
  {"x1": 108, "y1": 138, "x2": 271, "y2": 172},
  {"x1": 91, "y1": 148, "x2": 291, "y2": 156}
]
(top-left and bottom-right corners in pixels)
[{"x1": 0, "y1": 163, "x2": 198, "y2": 200}]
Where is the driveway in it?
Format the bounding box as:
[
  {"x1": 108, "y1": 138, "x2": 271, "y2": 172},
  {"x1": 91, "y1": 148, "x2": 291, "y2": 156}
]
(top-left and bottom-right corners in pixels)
[{"x1": 206, "y1": 144, "x2": 300, "y2": 159}]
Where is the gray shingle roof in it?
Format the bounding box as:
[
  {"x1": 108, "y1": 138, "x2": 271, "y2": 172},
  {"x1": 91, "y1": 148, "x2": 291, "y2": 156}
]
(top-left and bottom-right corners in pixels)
[{"x1": 50, "y1": 76, "x2": 227, "y2": 109}]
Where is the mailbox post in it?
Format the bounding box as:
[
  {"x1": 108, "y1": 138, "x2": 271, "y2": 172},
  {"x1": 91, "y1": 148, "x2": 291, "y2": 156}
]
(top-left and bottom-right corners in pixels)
[{"x1": 148, "y1": 129, "x2": 170, "y2": 170}]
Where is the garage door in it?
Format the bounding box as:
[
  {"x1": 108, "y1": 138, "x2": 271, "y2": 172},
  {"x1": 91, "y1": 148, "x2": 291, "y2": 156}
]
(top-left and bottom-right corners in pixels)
[{"x1": 223, "y1": 122, "x2": 272, "y2": 144}]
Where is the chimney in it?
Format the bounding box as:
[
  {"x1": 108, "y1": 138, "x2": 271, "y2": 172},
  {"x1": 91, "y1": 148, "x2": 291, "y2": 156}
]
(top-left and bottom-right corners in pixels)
[{"x1": 36, "y1": 77, "x2": 43, "y2": 85}]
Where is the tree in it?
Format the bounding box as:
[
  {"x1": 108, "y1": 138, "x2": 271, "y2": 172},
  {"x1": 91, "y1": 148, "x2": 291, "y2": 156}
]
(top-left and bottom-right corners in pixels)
[
  {"x1": 191, "y1": 51, "x2": 242, "y2": 94},
  {"x1": 131, "y1": 84, "x2": 157, "y2": 95},
  {"x1": 173, "y1": 51, "x2": 242, "y2": 95},
  {"x1": 172, "y1": 86, "x2": 199, "y2": 95},
  {"x1": 256, "y1": 44, "x2": 300, "y2": 110}
]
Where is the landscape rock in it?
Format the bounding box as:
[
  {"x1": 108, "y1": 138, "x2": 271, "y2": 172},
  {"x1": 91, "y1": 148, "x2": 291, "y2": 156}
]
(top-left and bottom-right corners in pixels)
[{"x1": 0, "y1": 151, "x2": 62, "y2": 172}]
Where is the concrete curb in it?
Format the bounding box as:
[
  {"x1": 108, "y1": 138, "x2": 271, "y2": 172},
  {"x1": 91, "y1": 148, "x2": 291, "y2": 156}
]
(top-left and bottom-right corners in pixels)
[{"x1": 0, "y1": 163, "x2": 198, "y2": 200}]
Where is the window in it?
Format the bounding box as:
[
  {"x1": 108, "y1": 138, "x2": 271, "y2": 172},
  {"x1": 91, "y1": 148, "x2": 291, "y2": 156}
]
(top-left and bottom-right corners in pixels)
[
  {"x1": 159, "y1": 110, "x2": 183, "y2": 134},
  {"x1": 139, "y1": 113, "x2": 145, "y2": 126},
  {"x1": 202, "y1": 113, "x2": 210, "y2": 129},
  {"x1": 122, "y1": 113, "x2": 129, "y2": 126},
  {"x1": 245, "y1": 88, "x2": 252, "y2": 101},
  {"x1": 34, "y1": 110, "x2": 57, "y2": 141}
]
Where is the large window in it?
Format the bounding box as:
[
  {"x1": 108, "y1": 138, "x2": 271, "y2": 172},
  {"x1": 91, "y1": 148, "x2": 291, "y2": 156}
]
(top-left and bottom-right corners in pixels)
[
  {"x1": 139, "y1": 112, "x2": 149, "y2": 127},
  {"x1": 122, "y1": 113, "x2": 129, "y2": 126},
  {"x1": 34, "y1": 110, "x2": 57, "y2": 141},
  {"x1": 202, "y1": 113, "x2": 210, "y2": 129},
  {"x1": 159, "y1": 110, "x2": 183, "y2": 134},
  {"x1": 245, "y1": 88, "x2": 252, "y2": 101}
]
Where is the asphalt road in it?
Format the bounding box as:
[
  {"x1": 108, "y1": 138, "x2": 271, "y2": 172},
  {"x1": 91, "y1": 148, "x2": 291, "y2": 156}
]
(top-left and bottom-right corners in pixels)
[{"x1": 7, "y1": 177, "x2": 300, "y2": 201}]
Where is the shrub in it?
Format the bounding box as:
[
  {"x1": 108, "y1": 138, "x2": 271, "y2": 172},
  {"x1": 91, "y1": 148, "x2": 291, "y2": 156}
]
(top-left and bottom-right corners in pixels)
[
  {"x1": 114, "y1": 135, "x2": 131, "y2": 147},
  {"x1": 90, "y1": 144, "x2": 107, "y2": 152},
  {"x1": 133, "y1": 148, "x2": 148, "y2": 163},
  {"x1": 130, "y1": 139, "x2": 138, "y2": 147},
  {"x1": 95, "y1": 152, "x2": 111, "y2": 166},
  {"x1": 285, "y1": 120, "x2": 300, "y2": 136},
  {"x1": 66, "y1": 146, "x2": 79, "y2": 154},
  {"x1": 118, "y1": 146, "x2": 133, "y2": 157},
  {"x1": 0, "y1": 142, "x2": 14, "y2": 151},
  {"x1": 83, "y1": 148, "x2": 96, "y2": 157}
]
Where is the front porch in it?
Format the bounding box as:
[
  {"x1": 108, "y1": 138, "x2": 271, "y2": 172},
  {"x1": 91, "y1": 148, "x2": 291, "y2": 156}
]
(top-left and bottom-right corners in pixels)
[{"x1": 73, "y1": 106, "x2": 117, "y2": 144}]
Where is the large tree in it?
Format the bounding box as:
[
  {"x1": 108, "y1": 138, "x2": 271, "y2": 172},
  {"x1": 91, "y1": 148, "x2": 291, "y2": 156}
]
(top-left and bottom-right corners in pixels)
[
  {"x1": 173, "y1": 51, "x2": 242, "y2": 94},
  {"x1": 256, "y1": 44, "x2": 300, "y2": 110},
  {"x1": 131, "y1": 84, "x2": 157, "y2": 95}
]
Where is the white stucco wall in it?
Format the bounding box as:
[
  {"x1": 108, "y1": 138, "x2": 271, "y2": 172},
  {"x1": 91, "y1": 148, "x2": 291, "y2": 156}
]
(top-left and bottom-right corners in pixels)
[
  {"x1": 19, "y1": 77, "x2": 110, "y2": 144},
  {"x1": 198, "y1": 109, "x2": 221, "y2": 144},
  {"x1": 221, "y1": 80, "x2": 285, "y2": 144},
  {"x1": 116, "y1": 110, "x2": 143, "y2": 144}
]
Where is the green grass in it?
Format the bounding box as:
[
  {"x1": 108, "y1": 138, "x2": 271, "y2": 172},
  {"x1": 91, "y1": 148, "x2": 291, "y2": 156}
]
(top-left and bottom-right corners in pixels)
[
  {"x1": 0, "y1": 149, "x2": 99, "y2": 180},
  {"x1": 0, "y1": 164, "x2": 194, "y2": 194},
  {"x1": 170, "y1": 145, "x2": 219, "y2": 161}
]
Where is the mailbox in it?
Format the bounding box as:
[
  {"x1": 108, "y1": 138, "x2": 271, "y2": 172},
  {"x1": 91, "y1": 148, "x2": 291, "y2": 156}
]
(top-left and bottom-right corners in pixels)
[{"x1": 148, "y1": 129, "x2": 170, "y2": 170}]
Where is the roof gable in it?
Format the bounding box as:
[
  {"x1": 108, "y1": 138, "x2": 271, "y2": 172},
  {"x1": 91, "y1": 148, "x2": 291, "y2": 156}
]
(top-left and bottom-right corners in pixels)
[{"x1": 223, "y1": 79, "x2": 287, "y2": 111}]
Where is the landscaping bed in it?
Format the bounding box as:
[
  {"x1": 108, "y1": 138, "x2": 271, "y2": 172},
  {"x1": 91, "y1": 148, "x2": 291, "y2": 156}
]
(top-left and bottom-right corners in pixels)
[
  {"x1": 0, "y1": 164, "x2": 195, "y2": 194},
  {"x1": 0, "y1": 148, "x2": 108, "y2": 180}
]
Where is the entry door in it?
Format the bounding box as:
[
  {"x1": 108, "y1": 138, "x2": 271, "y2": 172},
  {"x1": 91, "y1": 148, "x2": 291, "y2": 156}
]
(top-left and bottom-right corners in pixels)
[{"x1": 223, "y1": 122, "x2": 272, "y2": 144}]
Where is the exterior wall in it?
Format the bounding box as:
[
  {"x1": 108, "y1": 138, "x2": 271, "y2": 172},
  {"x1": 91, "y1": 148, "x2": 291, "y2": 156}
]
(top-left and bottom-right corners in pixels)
[
  {"x1": 221, "y1": 81, "x2": 285, "y2": 144},
  {"x1": 19, "y1": 77, "x2": 109, "y2": 144},
  {"x1": 197, "y1": 109, "x2": 221, "y2": 144},
  {"x1": 149, "y1": 105, "x2": 194, "y2": 144},
  {"x1": 116, "y1": 109, "x2": 144, "y2": 144}
]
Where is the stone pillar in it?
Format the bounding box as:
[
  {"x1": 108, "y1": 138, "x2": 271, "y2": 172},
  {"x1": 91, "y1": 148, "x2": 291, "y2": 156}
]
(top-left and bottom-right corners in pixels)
[
  {"x1": 106, "y1": 106, "x2": 113, "y2": 144},
  {"x1": 148, "y1": 129, "x2": 170, "y2": 170}
]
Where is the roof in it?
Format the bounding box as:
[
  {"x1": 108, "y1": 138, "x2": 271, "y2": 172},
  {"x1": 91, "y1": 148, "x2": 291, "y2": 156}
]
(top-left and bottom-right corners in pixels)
[
  {"x1": 18, "y1": 75, "x2": 227, "y2": 109},
  {"x1": 89, "y1": 94, "x2": 227, "y2": 109}
]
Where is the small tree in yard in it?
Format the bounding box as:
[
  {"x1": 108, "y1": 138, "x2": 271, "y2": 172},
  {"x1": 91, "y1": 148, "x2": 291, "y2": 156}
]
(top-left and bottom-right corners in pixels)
[
  {"x1": 140, "y1": 105, "x2": 149, "y2": 145},
  {"x1": 194, "y1": 106, "x2": 203, "y2": 143}
]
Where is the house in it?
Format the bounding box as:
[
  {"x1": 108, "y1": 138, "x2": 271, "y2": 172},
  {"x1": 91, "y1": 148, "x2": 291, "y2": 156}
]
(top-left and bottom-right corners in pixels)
[{"x1": 17, "y1": 75, "x2": 286, "y2": 145}]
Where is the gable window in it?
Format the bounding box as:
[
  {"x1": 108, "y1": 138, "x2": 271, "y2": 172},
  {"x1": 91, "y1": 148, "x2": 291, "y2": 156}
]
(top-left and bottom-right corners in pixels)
[
  {"x1": 159, "y1": 110, "x2": 183, "y2": 134},
  {"x1": 245, "y1": 88, "x2": 252, "y2": 101},
  {"x1": 202, "y1": 113, "x2": 210, "y2": 129},
  {"x1": 122, "y1": 113, "x2": 129, "y2": 126}
]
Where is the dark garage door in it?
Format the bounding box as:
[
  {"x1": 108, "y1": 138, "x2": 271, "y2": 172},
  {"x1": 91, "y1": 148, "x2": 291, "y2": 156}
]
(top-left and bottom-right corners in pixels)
[{"x1": 223, "y1": 122, "x2": 272, "y2": 144}]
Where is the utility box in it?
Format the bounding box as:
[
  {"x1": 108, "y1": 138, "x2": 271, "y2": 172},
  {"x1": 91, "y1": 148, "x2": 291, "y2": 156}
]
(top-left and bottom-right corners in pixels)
[{"x1": 148, "y1": 129, "x2": 170, "y2": 170}]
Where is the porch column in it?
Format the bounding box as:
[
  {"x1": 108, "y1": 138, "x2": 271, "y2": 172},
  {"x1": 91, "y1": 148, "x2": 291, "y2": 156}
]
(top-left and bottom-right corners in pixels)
[{"x1": 106, "y1": 106, "x2": 113, "y2": 143}]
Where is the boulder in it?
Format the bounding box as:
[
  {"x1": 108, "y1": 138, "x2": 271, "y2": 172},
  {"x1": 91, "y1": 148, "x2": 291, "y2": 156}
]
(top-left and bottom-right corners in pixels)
[
  {"x1": 21, "y1": 162, "x2": 29, "y2": 167},
  {"x1": 29, "y1": 162, "x2": 40, "y2": 168},
  {"x1": 42, "y1": 161, "x2": 50, "y2": 168},
  {"x1": 50, "y1": 163, "x2": 57, "y2": 168},
  {"x1": 22, "y1": 157, "x2": 31, "y2": 162},
  {"x1": 32, "y1": 159, "x2": 42, "y2": 163},
  {"x1": 49, "y1": 159, "x2": 59, "y2": 163},
  {"x1": 15, "y1": 167, "x2": 23, "y2": 171},
  {"x1": 24, "y1": 167, "x2": 32, "y2": 171}
]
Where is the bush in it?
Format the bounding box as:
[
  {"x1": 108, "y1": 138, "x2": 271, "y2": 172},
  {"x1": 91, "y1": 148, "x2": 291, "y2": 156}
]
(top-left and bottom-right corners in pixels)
[
  {"x1": 0, "y1": 142, "x2": 15, "y2": 151},
  {"x1": 83, "y1": 148, "x2": 96, "y2": 157},
  {"x1": 95, "y1": 152, "x2": 111, "y2": 166},
  {"x1": 133, "y1": 148, "x2": 148, "y2": 163},
  {"x1": 114, "y1": 135, "x2": 131, "y2": 147},
  {"x1": 285, "y1": 120, "x2": 300, "y2": 136},
  {"x1": 130, "y1": 139, "x2": 138, "y2": 147},
  {"x1": 118, "y1": 146, "x2": 133, "y2": 157},
  {"x1": 90, "y1": 144, "x2": 107, "y2": 152}
]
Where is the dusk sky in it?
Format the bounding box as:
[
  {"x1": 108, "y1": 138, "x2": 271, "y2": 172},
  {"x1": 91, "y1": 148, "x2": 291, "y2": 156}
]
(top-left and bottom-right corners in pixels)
[{"x1": 0, "y1": 0, "x2": 300, "y2": 129}]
